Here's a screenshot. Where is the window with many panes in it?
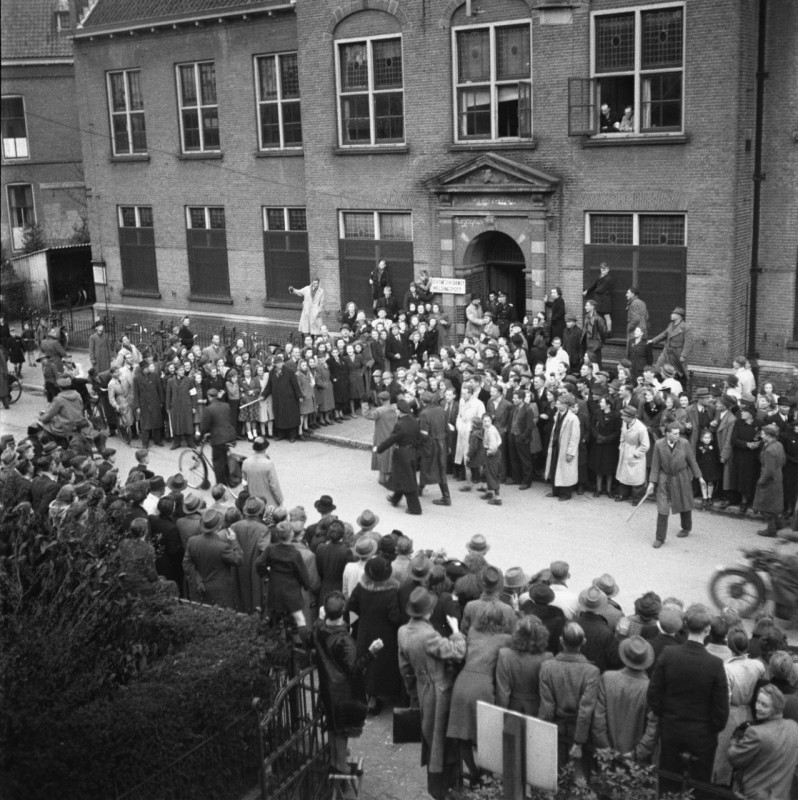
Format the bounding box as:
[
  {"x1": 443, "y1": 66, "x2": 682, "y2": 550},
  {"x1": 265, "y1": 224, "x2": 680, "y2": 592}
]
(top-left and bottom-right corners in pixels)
[
  {"x1": 107, "y1": 70, "x2": 147, "y2": 155},
  {"x1": 453, "y1": 22, "x2": 532, "y2": 142},
  {"x1": 255, "y1": 53, "x2": 302, "y2": 149},
  {"x1": 569, "y1": 4, "x2": 683, "y2": 136},
  {"x1": 339, "y1": 211, "x2": 413, "y2": 312},
  {"x1": 6, "y1": 184, "x2": 34, "y2": 250},
  {"x1": 585, "y1": 212, "x2": 686, "y2": 335},
  {"x1": 185, "y1": 206, "x2": 230, "y2": 297},
  {"x1": 337, "y1": 36, "x2": 404, "y2": 146},
  {"x1": 118, "y1": 206, "x2": 158, "y2": 294},
  {"x1": 263, "y1": 207, "x2": 309, "y2": 301},
  {"x1": 1, "y1": 96, "x2": 29, "y2": 159},
  {"x1": 177, "y1": 62, "x2": 220, "y2": 153}
]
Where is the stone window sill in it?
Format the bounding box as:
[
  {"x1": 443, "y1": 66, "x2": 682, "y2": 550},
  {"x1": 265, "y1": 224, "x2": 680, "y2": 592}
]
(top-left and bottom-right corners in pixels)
[
  {"x1": 448, "y1": 140, "x2": 537, "y2": 152},
  {"x1": 333, "y1": 145, "x2": 409, "y2": 156},
  {"x1": 178, "y1": 152, "x2": 223, "y2": 161},
  {"x1": 254, "y1": 149, "x2": 304, "y2": 158},
  {"x1": 581, "y1": 133, "x2": 689, "y2": 148},
  {"x1": 188, "y1": 294, "x2": 233, "y2": 305},
  {"x1": 110, "y1": 154, "x2": 150, "y2": 163},
  {"x1": 121, "y1": 288, "x2": 161, "y2": 299}
]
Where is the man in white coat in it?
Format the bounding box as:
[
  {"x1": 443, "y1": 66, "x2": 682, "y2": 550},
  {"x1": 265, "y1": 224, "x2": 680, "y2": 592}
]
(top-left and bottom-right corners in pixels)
[
  {"x1": 545, "y1": 393, "x2": 580, "y2": 501},
  {"x1": 615, "y1": 406, "x2": 649, "y2": 503},
  {"x1": 289, "y1": 278, "x2": 325, "y2": 338}
]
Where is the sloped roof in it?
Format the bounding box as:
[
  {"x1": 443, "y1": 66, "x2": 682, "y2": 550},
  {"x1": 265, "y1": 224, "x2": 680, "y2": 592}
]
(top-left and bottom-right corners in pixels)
[
  {"x1": 1, "y1": 0, "x2": 73, "y2": 60},
  {"x1": 81, "y1": 0, "x2": 287, "y2": 30}
]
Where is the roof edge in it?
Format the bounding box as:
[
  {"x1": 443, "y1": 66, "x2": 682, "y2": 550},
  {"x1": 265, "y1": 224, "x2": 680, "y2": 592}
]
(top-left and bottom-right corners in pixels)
[
  {"x1": 1, "y1": 57, "x2": 74, "y2": 66},
  {"x1": 74, "y1": 1, "x2": 295, "y2": 39}
]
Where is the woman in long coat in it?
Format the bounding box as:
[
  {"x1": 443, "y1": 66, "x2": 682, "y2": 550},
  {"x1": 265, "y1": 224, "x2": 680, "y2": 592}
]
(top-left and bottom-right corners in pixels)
[
  {"x1": 311, "y1": 353, "x2": 335, "y2": 424},
  {"x1": 347, "y1": 556, "x2": 402, "y2": 713},
  {"x1": 447, "y1": 603, "x2": 514, "y2": 786},
  {"x1": 296, "y1": 358, "x2": 316, "y2": 433},
  {"x1": 262, "y1": 359, "x2": 302, "y2": 438},
  {"x1": 730, "y1": 404, "x2": 762, "y2": 509},
  {"x1": 344, "y1": 343, "x2": 367, "y2": 416},
  {"x1": 753, "y1": 424, "x2": 786, "y2": 535},
  {"x1": 166, "y1": 366, "x2": 194, "y2": 446},
  {"x1": 327, "y1": 348, "x2": 350, "y2": 421},
  {"x1": 495, "y1": 615, "x2": 553, "y2": 716},
  {"x1": 364, "y1": 392, "x2": 397, "y2": 484},
  {"x1": 398, "y1": 588, "x2": 467, "y2": 800},
  {"x1": 454, "y1": 385, "x2": 485, "y2": 479},
  {"x1": 589, "y1": 396, "x2": 621, "y2": 496}
]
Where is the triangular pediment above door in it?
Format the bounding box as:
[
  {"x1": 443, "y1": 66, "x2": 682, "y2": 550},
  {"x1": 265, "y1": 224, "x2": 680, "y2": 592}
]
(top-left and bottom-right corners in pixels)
[{"x1": 427, "y1": 153, "x2": 560, "y2": 194}]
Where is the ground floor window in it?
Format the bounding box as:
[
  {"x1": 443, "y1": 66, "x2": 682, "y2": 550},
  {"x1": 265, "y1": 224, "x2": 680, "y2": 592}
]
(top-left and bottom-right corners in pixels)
[
  {"x1": 118, "y1": 206, "x2": 158, "y2": 294},
  {"x1": 338, "y1": 210, "x2": 413, "y2": 313},
  {"x1": 263, "y1": 207, "x2": 308, "y2": 302},
  {"x1": 185, "y1": 206, "x2": 230, "y2": 298},
  {"x1": 584, "y1": 212, "x2": 686, "y2": 336}
]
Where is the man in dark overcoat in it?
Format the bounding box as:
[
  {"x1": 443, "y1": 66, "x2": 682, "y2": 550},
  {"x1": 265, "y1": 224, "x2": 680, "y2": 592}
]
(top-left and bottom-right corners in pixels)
[
  {"x1": 133, "y1": 361, "x2": 165, "y2": 447},
  {"x1": 262, "y1": 356, "x2": 302, "y2": 442},
  {"x1": 647, "y1": 421, "x2": 705, "y2": 548},
  {"x1": 753, "y1": 423, "x2": 786, "y2": 537},
  {"x1": 418, "y1": 391, "x2": 450, "y2": 506},
  {"x1": 200, "y1": 388, "x2": 237, "y2": 485},
  {"x1": 376, "y1": 398, "x2": 422, "y2": 515},
  {"x1": 648, "y1": 603, "x2": 729, "y2": 798}
]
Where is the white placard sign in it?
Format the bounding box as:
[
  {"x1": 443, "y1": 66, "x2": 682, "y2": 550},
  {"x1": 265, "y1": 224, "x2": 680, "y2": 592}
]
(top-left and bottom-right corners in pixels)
[
  {"x1": 429, "y1": 277, "x2": 466, "y2": 294},
  {"x1": 475, "y1": 701, "x2": 558, "y2": 792}
]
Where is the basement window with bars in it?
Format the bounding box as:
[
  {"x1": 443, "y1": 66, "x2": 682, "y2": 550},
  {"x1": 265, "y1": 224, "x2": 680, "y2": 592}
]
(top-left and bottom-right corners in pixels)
[
  {"x1": 185, "y1": 206, "x2": 230, "y2": 298},
  {"x1": 584, "y1": 212, "x2": 686, "y2": 335},
  {"x1": 569, "y1": 4, "x2": 684, "y2": 137},
  {"x1": 263, "y1": 207, "x2": 309, "y2": 301},
  {"x1": 118, "y1": 206, "x2": 158, "y2": 294}
]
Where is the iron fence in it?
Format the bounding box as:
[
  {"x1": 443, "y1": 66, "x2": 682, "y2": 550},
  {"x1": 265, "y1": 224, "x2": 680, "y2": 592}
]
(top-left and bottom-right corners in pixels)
[{"x1": 69, "y1": 313, "x2": 117, "y2": 349}]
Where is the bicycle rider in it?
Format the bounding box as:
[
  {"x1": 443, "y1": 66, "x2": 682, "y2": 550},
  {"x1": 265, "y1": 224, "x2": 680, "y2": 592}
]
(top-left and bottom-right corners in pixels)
[
  {"x1": 200, "y1": 388, "x2": 237, "y2": 485},
  {"x1": 38, "y1": 375, "x2": 85, "y2": 442}
]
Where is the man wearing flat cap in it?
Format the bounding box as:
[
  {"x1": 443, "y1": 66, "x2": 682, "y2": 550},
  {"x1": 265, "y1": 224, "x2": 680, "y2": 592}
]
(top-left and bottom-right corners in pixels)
[
  {"x1": 648, "y1": 307, "x2": 693, "y2": 379},
  {"x1": 376, "y1": 397, "x2": 422, "y2": 515}
]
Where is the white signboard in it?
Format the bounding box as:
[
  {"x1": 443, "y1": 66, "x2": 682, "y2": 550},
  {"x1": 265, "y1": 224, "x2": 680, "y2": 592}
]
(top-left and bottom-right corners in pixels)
[
  {"x1": 475, "y1": 701, "x2": 558, "y2": 792},
  {"x1": 429, "y1": 277, "x2": 467, "y2": 294}
]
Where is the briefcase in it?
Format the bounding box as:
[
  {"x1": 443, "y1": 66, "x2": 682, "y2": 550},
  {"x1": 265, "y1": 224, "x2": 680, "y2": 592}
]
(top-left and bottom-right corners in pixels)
[{"x1": 392, "y1": 707, "x2": 422, "y2": 744}]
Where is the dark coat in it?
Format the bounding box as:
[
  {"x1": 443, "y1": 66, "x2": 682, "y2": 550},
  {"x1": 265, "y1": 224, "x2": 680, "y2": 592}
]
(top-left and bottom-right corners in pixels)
[
  {"x1": 347, "y1": 575, "x2": 403, "y2": 697},
  {"x1": 753, "y1": 439, "x2": 786, "y2": 514},
  {"x1": 377, "y1": 414, "x2": 420, "y2": 494},
  {"x1": 585, "y1": 273, "x2": 614, "y2": 315},
  {"x1": 589, "y1": 408, "x2": 621, "y2": 475},
  {"x1": 647, "y1": 641, "x2": 729, "y2": 740},
  {"x1": 200, "y1": 398, "x2": 237, "y2": 445},
  {"x1": 562, "y1": 325, "x2": 582, "y2": 368},
  {"x1": 166, "y1": 375, "x2": 194, "y2": 436},
  {"x1": 149, "y1": 514, "x2": 184, "y2": 590},
  {"x1": 419, "y1": 404, "x2": 447, "y2": 485},
  {"x1": 263, "y1": 368, "x2": 301, "y2": 429},
  {"x1": 133, "y1": 371, "x2": 165, "y2": 431},
  {"x1": 520, "y1": 601, "x2": 565, "y2": 655},
  {"x1": 256, "y1": 541, "x2": 309, "y2": 615},
  {"x1": 316, "y1": 540, "x2": 354, "y2": 601},
  {"x1": 313, "y1": 620, "x2": 372, "y2": 736},
  {"x1": 577, "y1": 611, "x2": 621, "y2": 673},
  {"x1": 545, "y1": 296, "x2": 566, "y2": 342},
  {"x1": 182, "y1": 532, "x2": 242, "y2": 609}
]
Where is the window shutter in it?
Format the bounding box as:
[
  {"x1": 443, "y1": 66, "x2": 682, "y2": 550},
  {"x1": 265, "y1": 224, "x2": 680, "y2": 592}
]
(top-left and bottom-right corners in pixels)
[
  {"x1": 263, "y1": 231, "x2": 309, "y2": 301},
  {"x1": 517, "y1": 81, "x2": 532, "y2": 139},
  {"x1": 568, "y1": 78, "x2": 597, "y2": 136}
]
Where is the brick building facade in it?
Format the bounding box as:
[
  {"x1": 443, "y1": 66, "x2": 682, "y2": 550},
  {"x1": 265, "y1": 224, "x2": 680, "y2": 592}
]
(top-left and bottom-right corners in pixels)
[
  {"x1": 71, "y1": 0, "x2": 797, "y2": 372},
  {"x1": 1, "y1": 0, "x2": 87, "y2": 257}
]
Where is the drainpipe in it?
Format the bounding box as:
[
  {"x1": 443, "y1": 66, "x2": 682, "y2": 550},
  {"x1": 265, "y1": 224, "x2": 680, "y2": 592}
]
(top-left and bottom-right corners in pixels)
[{"x1": 748, "y1": 0, "x2": 768, "y2": 357}]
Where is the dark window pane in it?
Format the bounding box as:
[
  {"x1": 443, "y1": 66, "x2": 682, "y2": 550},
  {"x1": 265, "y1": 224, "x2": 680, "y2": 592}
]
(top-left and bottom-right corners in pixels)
[
  {"x1": 590, "y1": 214, "x2": 633, "y2": 245},
  {"x1": 639, "y1": 215, "x2": 685, "y2": 246},
  {"x1": 130, "y1": 113, "x2": 147, "y2": 151},
  {"x1": 497, "y1": 84, "x2": 519, "y2": 137},
  {"x1": 642, "y1": 73, "x2": 682, "y2": 129},
  {"x1": 182, "y1": 110, "x2": 200, "y2": 149},
  {"x1": 374, "y1": 93, "x2": 403, "y2": 141},
  {"x1": 458, "y1": 87, "x2": 491, "y2": 138},
  {"x1": 189, "y1": 208, "x2": 206, "y2": 229},
  {"x1": 258, "y1": 57, "x2": 278, "y2": 100},
  {"x1": 341, "y1": 95, "x2": 370, "y2": 143},
  {"x1": 341, "y1": 43, "x2": 368, "y2": 90},
  {"x1": 266, "y1": 208, "x2": 285, "y2": 230},
  {"x1": 373, "y1": 39, "x2": 402, "y2": 89},
  {"x1": 120, "y1": 207, "x2": 137, "y2": 227},
  {"x1": 139, "y1": 207, "x2": 153, "y2": 227},
  {"x1": 496, "y1": 25, "x2": 530, "y2": 80},
  {"x1": 179, "y1": 65, "x2": 197, "y2": 104},
  {"x1": 202, "y1": 108, "x2": 219, "y2": 148},
  {"x1": 260, "y1": 104, "x2": 280, "y2": 147},
  {"x1": 208, "y1": 208, "x2": 225, "y2": 229},
  {"x1": 127, "y1": 71, "x2": 143, "y2": 110},
  {"x1": 199, "y1": 63, "x2": 217, "y2": 104},
  {"x1": 280, "y1": 53, "x2": 300, "y2": 98},
  {"x1": 343, "y1": 212, "x2": 375, "y2": 240},
  {"x1": 263, "y1": 230, "x2": 309, "y2": 300},
  {"x1": 288, "y1": 208, "x2": 307, "y2": 231},
  {"x1": 642, "y1": 8, "x2": 683, "y2": 69},
  {"x1": 109, "y1": 73, "x2": 126, "y2": 111},
  {"x1": 379, "y1": 213, "x2": 411, "y2": 241},
  {"x1": 282, "y1": 102, "x2": 302, "y2": 145},
  {"x1": 457, "y1": 29, "x2": 490, "y2": 82},
  {"x1": 112, "y1": 116, "x2": 130, "y2": 153},
  {"x1": 187, "y1": 227, "x2": 230, "y2": 297},
  {"x1": 595, "y1": 13, "x2": 634, "y2": 73},
  {"x1": 120, "y1": 225, "x2": 158, "y2": 293}
]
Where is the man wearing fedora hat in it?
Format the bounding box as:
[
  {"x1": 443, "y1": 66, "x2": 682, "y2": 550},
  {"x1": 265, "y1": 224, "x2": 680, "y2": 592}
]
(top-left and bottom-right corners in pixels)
[
  {"x1": 615, "y1": 405, "x2": 649, "y2": 503},
  {"x1": 354, "y1": 509, "x2": 381, "y2": 544},
  {"x1": 577, "y1": 586, "x2": 621, "y2": 673},
  {"x1": 648, "y1": 306, "x2": 693, "y2": 379},
  {"x1": 592, "y1": 636, "x2": 657, "y2": 761},
  {"x1": 306, "y1": 495, "x2": 337, "y2": 552},
  {"x1": 231, "y1": 496, "x2": 270, "y2": 613},
  {"x1": 242, "y1": 437, "x2": 283, "y2": 508},
  {"x1": 182, "y1": 508, "x2": 242, "y2": 609},
  {"x1": 591, "y1": 574, "x2": 623, "y2": 632},
  {"x1": 176, "y1": 493, "x2": 204, "y2": 551},
  {"x1": 686, "y1": 387, "x2": 715, "y2": 452}
]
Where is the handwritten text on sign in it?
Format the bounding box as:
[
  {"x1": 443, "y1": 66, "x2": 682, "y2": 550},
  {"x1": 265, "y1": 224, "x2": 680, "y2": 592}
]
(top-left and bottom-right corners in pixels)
[{"x1": 429, "y1": 278, "x2": 467, "y2": 294}]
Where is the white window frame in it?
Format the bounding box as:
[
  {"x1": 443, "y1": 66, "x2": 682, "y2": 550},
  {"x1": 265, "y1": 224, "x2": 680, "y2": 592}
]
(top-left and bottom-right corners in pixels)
[
  {"x1": 263, "y1": 207, "x2": 307, "y2": 231},
  {"x1": 1, "y1": 95, "x2": 29, "y2": 160},
  {"x1": 186, "y1": 206, "x2": 226, "y2": 230},
  {"x1": 338, "y1": 210, "x2": 412, "y2": 240},
  {"x1": 254, "y1": 53, "x2": 302, "y2": 150},
  {"x1": 106, "y1": 70, "x2": 147, "y2": 156},
  {"x1": 451, "y1": 20, "x2": 533, "y2": 143},
  {"x1": 6, "y1": 183, "x2": 36, "y2": 250},
  {"x1": 590, "y1": 2, "x2": 685, "y2": 136},
  {"x1": 176, "y1": 61, "x2": 220, "y2": 153},
  {"x1": 584, "y1": 212, "x2": 688, "y2": 246},
  {"x1": 118, "y1": 206, "x2": 153, "y2": 228},
  {"x1": 335, "y1": 34, "x2": 405, "y2": 147}
]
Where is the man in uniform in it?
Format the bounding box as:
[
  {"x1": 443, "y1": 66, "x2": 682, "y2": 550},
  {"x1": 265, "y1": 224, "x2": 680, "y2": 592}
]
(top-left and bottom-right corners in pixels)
[{"x1": 376, "y1": 398, "x2": 422, "y2": 515}]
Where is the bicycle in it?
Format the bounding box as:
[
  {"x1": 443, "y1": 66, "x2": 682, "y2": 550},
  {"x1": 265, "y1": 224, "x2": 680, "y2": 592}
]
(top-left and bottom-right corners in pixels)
[
  {"x1": 6, "y1": 374, "x2": 23, "y2": 405},
  {"x1": 178, "y1": 437, "x2": 246, "y2": 496}
]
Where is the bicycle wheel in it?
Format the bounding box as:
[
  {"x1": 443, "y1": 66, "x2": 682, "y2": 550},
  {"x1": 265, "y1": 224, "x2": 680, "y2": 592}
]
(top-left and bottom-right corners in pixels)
[
  {"x1": 709, "y1": 568, "x2": 766, "y2": 619},
  {"x1": 8, "y1": 377, "x2": 22, "y2": 405},
  {"x1": 179, "y1": 447, "x2": 210, "y2": 490}
]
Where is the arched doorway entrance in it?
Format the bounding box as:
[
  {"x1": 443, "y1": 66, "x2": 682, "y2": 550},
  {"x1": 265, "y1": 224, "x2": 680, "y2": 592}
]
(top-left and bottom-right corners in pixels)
[{"x1": 463, "y1": 231, "x2": 527, "y2": 320}]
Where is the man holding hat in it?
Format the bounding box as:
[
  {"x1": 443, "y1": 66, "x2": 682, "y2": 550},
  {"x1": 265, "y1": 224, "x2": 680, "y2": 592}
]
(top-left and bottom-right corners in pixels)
[
  {"x1": 182, "y1": 508, "x2": 242, "y2": 609},
  {"x1": 592, "y1": 636, "x2": 657, "y2": 761},
  {"x1": 376, "y1": 397, "x2": 422, "y2": 515},
  {"x1": 615, "y1": 405, "x2": 649, "y2": 503},
  {"x1": 648, "y1": 306, "x2": 693, "y2": 379},
  {"x1": 241, "y1": 437, "x2": 283, "y2": 508}
]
